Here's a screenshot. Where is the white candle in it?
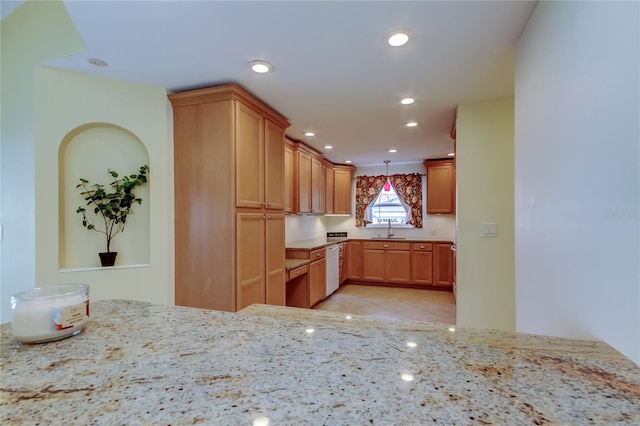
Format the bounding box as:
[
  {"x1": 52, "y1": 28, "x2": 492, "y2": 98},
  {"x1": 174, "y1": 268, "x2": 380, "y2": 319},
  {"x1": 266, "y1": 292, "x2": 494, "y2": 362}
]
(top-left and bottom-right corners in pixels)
[{"x1": 11, "y1": 284, "x2": 90, "y2": 343}]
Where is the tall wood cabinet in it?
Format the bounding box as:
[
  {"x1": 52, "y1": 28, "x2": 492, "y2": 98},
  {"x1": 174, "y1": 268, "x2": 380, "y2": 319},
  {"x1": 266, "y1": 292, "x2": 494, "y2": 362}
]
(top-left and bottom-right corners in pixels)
[{"x1": 169, "y1": 84, "x2": 290, "y2": 312}]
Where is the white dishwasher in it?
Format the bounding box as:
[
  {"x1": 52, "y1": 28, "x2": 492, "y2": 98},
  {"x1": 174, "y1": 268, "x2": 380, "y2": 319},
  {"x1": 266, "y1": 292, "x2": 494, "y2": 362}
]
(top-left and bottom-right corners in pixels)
[{"x1": 325, "y1": 244, "x2": 340, "y2": 297}]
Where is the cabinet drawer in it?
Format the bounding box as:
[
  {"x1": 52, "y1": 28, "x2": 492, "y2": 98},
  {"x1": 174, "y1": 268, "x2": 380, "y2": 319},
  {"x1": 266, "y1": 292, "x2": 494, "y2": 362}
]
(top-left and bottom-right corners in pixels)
[
  {"x1": 412, "y1": 242, "x2": 433, "y2": 252},
  {"x1": 288, "y1": 264, "x2": 308, "y2": 281},
  {"x1": 310, "y1": 247, "x2": 326, "y2": 260},
  {"x1": 362, "y1": 241, "x2": 411, "y2": 251}
]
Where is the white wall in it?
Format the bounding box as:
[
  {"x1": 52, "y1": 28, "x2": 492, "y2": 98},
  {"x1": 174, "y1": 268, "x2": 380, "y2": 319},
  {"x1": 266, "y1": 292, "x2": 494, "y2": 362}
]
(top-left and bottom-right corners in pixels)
[
  {"x1": 515, "y1": 1, "x2": 639, "y2": 364},
  {"x1": 0, "y1": 0, "x2": 85, "y2": 322},
  {"x1": 456, "y1": 98, "x2": 515, "y2": 332}
]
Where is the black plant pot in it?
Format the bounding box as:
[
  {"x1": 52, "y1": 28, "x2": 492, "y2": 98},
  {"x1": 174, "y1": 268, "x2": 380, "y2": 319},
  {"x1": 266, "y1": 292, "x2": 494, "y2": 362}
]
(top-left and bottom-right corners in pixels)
[{"x1": 99, "y1": 252, "x2": 118, "y2": 267}]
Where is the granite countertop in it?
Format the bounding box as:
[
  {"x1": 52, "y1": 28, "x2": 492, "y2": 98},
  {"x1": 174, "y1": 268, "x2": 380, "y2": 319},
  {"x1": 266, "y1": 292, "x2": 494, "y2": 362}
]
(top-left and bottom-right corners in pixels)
[
  {"x1": 285, "y1": 237, "x2": 453, "y2": 250},
  {"x1": 285, "y1": 237, "x2": 347, "y2": 250},
  {"x1": 284, "y1": 258, "x2": 310, "y2": 271},
  {"x1": 2, "y1": 300, "x2": 639, "y2": 424}
]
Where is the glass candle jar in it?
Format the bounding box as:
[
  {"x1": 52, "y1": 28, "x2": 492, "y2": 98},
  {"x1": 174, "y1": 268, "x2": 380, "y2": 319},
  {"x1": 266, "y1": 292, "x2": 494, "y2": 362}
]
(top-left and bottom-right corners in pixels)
[{"x1": 11, "y1": 284, "x2": 90, "y2": 343}]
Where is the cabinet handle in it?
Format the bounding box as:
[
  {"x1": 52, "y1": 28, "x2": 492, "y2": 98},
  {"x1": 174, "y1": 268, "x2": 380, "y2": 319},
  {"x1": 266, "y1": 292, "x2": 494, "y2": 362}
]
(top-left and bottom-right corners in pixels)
[
  {"x1": 267, "y1": 202, "x2": 271, "y2": 206},
  {"x1": 266, "y1": 215, "x2": 271, "y2": 219},
  {"x1": 262, "y1": 202, "x2": 266, "y2": 207},
  {"x1": 316, "y1": 253, "x2": 322, "y2": 257},
  {"x1": 383, "y1": 244, "x2": 389, "y2": 248},
  {"x1": 420, "y1": 245, "x2": 426, "y2": 249},
  {"x1": 297, "y1": 269, "x2": 302, "y2": 275}
]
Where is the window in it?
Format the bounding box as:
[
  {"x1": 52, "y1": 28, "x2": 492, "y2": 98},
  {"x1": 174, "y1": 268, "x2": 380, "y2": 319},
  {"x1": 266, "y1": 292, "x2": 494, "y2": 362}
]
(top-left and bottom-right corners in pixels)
[{"x1": 366, "y1": 184, "x2": 410, "y2": 225}]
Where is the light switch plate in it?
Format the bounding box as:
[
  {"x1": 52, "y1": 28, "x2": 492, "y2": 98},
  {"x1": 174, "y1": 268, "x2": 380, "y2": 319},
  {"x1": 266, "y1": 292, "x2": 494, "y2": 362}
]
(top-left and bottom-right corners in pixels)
[{"x1": 481, "y1": 223, "x2": 498, "y2": 237}]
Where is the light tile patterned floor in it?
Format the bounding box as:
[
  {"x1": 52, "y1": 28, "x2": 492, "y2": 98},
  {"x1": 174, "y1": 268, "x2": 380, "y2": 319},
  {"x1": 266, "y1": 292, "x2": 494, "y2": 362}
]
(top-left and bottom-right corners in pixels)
[{"x1": 313, "y1": 284, "x2": 456, "y2": 325}]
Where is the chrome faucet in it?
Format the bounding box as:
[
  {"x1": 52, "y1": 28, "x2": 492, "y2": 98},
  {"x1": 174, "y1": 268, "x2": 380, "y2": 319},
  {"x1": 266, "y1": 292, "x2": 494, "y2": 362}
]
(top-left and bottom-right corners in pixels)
[{"x1": 387, "y1": 219, "x2": 394, "y2": 238}]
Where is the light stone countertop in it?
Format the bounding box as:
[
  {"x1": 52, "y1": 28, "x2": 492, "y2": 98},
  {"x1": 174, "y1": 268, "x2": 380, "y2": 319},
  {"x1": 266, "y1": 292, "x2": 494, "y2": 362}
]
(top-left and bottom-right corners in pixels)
[
  {"x1": 284, "y1": 258, "x2": 310, "y2": 271},
  {"x1": 1, "y1": 300, "x2": 639, "y2": 424},
  {"x1": 285, "y1": 237, "x2": 454, "y2": 250}
]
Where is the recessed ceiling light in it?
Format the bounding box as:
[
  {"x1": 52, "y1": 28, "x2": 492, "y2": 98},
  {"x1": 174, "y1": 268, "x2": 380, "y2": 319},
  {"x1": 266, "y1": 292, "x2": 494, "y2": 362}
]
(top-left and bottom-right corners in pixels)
[
  {"x1": 304, "y1": 131, "x2": 315, "y2": 137},
  {"x1": 400, "y1": 98, "x2": 415, "y2": 105},
  {"x1": 88, "y1": 58, "x2": 108, "y2": 67},
  {"x1": 387, "y1": 30, "x2": 411, "y2": 47},
  {"x1": 345, "y1": 160, "x2": 352, "y2": 164},
  {"x1": 324, "y1": 145, "x2": 333, "y2": 150},
  {"x1": 388, "y1": 149, "x2": 398, "y2": 153},
  {"x1": 448, "y1": 152, "x2": 455, "y2": 156},
  {"x1": 404, "y1": 121, "x2": 418, "y2": 127},
  {"x1": 249, "y1": 60, "x2": 273, "y2": 73}
]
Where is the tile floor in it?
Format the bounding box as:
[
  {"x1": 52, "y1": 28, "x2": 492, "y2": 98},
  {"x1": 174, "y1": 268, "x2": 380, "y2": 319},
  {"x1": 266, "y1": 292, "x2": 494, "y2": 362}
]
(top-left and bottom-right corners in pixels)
[{"x1": 314, "y1": 284, "x2": 456, "y2": 325}]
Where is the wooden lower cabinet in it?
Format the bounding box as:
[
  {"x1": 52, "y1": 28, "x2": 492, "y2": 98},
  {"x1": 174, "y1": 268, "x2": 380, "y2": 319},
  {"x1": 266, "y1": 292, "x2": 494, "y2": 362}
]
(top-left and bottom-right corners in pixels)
[
  {"x1": 237, "y1": 213, "x2": 285, "y2": 311},
  {"x1": 346, "y1": 241, "x2": 362, "y2": 279},
  {"x1": 386, "y1": 250, "x2": 411, "y2": 283},
  {"x1": 434, "y1": 243, "x2": 453, "y2": 287},
  {"x1": 345, "y1": 240, "x2": 452, "y2": 289},
  {"x1": 411, "y1": 251, "x2": 434, "y2": 285},
  {"x1": 265, "y1": 214, "x2": 286, "y2": 306},
  {"x1": 362, "y1": 249, "x2": 385, "y2": 281},
  {"x1": 309, "y1": 258, "x2": 326, "y2": 306},
  {"x1": 237, "y1": 213, "x2": 265, "y2": 310},
  {"x1": 361, "y1": 241, "x2": 411, "y2": 283}
]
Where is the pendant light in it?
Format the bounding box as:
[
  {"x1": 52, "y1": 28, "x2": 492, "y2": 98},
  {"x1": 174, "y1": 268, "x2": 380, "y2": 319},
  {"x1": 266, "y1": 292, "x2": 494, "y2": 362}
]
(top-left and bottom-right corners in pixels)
[{"x1": 383, "y1": 160, "x2": 391, "y2": 191}]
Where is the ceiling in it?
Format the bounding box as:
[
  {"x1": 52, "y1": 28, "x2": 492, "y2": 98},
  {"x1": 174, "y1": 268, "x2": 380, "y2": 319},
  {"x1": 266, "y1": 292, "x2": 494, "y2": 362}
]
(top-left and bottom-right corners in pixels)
[{"x1": 3, "y1": 0, "x2": 536, "y2": 166}]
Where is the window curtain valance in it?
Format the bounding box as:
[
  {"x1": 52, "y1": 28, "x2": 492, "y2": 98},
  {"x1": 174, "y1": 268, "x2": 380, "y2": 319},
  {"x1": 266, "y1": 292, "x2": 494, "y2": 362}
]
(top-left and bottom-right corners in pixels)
[
  {"x1": 389, "y1": 173, "x2": 423, "y2": 228},
  {"x1": 354, "y1": 173, "x2": 423, "y2": 228},
  {"x1": 354, "y1": 175, "x2": 386, "y2": 227}
]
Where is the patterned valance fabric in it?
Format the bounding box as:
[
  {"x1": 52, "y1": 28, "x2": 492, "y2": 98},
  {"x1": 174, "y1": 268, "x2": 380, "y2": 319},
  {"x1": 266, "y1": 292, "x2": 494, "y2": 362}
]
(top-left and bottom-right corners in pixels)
[
  {"x1": 354, "y1": 173, "x2": 423, "y2": 228},
  {"x1": 354, "y1": 175, "x2": 386, "y2": 227},
  {"x1": 389, "y1": 173, "x2": 423, "y2": 228}
]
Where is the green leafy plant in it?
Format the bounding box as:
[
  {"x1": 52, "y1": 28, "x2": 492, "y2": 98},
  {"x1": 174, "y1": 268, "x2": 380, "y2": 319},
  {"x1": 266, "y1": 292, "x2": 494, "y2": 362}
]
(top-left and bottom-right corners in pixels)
[{"x1": 76, "y1": 165, "x2": 149, "y2": 253}]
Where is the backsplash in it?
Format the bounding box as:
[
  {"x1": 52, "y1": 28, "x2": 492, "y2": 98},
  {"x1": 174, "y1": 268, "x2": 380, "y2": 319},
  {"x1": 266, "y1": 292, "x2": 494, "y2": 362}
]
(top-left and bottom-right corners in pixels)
[
  {"x1": 284, "y1": 215, "x2": 328, "y2": 243},
  {"x1": 285, "y1": 214, "x2": 455, "y2": 243}
]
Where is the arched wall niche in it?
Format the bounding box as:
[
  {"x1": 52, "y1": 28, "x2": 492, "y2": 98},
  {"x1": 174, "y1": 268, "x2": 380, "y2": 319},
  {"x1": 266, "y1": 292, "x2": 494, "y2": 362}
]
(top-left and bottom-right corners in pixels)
[{"x1": 58, "y1": 122, "x2": 150, "y2": 269}]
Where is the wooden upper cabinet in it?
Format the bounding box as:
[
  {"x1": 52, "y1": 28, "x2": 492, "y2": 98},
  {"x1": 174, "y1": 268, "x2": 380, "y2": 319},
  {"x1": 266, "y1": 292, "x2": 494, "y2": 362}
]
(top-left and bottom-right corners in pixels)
[
  {"x1": 297, "y1": 149, "x2": 312, "y2": 213},
  {"x1": 236, "y1": 103, "x2": 265, "y2": 209},
  {"x1": 325, "y1": 165, "x2": 334, "y2": 214},
  {"x1": 424, "y1": 159, "x2": 456, "y2": 214},
  {"x1": 284, "y1": 142, "x2": 294, "y2": 214},
  {"x1": 264, "y1": 119, "x2": 285, "y2": 210},
  {"x1": 333, "y1": 166, "x2": 354, "y2": 215},
  {"x1": 311, "y1": 157, "x2": 324, "y2": 214},
  {"x1": 236, "y1": 103, "x2": 285, "y2": 210}
]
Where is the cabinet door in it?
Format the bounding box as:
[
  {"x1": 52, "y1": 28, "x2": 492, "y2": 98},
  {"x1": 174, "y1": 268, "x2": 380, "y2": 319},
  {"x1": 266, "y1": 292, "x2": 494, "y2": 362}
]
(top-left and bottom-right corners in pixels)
[
  {"x1": 235, "y1": 103, "x2": 265, "y2": 209},
  {"x1": 237, "y1": 213, "x2": 265, "y2": 310},
  {"x1": 385, "y1": 250, "x2": 411, "y2": 283},
  {"x1": 325, "y1": 166, "x2": 334, "y2": 214},
  {"x1": 311, "y1": 157, "x2": 323, "y2": 213},
  {"x1": 434, "y1": 243, "x2": 453, "y2": 287},
  {"x1": 284, "y1": 144, "x2": 293, "y2": 213},
  {"x1": 265, "y1": 214, "x2": 285, "y2": 306},
  {"x1": 426, "y1": 161, "x2": 455, "y2": 214},
  {"x1": 309, "y1": 258, "x2": 326, "y2": 306},
  {"x1": 411, "y1": 251, "x2": 433, "y2": 285},
  {"x1": 362, "y1": 249, "x2": 385, "y2": 281},
  {"x1": 346, "y1": 241, "x2": 362, "y2": 279},
  {"x1": 333, "y1": 168, "x2": 352, "y2": 214},
  {"x1": 264, "y1": 120, "x2": 285, "y2": 210},
  {"x1": 298, "y1": 150, "x2": 312, "y2": 213}
]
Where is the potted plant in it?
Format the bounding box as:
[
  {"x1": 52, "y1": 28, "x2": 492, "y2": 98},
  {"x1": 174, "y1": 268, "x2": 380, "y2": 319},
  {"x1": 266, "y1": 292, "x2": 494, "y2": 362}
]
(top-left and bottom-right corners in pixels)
[{"x1": 76, "y1": 165, "x2": 149, "y2": 266}]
